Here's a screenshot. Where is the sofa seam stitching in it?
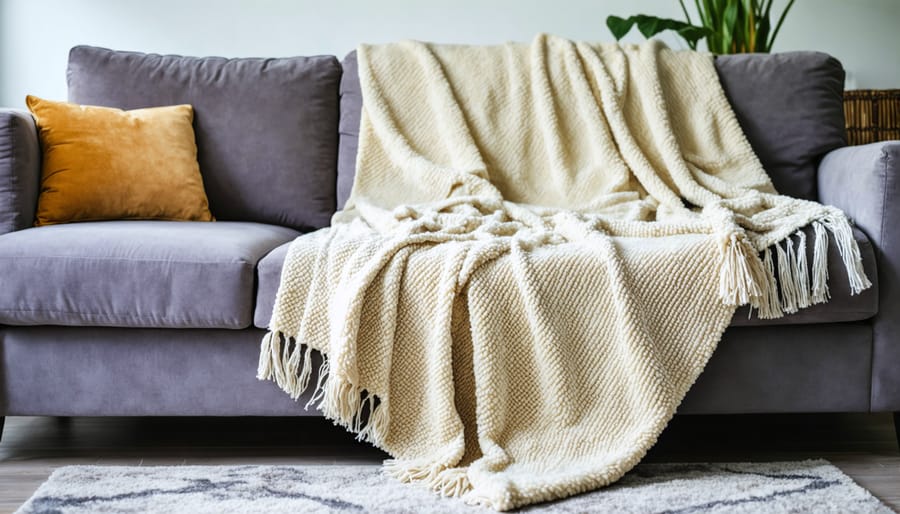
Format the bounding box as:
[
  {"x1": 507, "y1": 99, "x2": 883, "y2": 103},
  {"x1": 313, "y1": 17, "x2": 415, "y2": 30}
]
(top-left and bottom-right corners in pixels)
[
  {"x1": 0, "y1": 308, "x2": 245, "y2": 325},
  {"x1": 0, "y1": 307, "x2": 244, "y2": 316}
]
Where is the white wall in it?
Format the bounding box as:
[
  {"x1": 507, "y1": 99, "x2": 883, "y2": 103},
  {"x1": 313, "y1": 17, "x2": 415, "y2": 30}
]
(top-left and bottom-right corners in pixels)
[{"x1": 1, "y1": 0, "x2": 898, "y2": 108}]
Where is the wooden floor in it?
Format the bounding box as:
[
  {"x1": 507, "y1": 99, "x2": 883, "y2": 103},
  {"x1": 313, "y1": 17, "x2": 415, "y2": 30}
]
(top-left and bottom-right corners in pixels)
[{"x1": 0, "y1": 413, "x2": 897, "y2": 513}]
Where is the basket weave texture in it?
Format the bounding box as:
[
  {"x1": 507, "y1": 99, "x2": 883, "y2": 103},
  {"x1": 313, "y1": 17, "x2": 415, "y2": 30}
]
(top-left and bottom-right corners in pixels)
[{"x1": 843, "y1": 89, "x2": 900, "y2": 145}]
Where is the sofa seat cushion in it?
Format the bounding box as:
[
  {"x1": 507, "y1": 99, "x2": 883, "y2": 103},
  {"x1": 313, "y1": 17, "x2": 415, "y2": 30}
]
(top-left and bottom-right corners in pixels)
[
  {"x1": 0, "y1": 221, "x2": 299, "y2": 329},
  {"x1": 254, "y1": 227, "x2": 877, "y2": 330}
]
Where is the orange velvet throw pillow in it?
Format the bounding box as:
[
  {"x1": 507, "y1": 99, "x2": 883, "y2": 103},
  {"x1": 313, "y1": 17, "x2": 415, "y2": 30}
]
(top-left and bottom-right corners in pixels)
[{"x1": 26, "y1": 95, "x2": 214, "y2": 226}]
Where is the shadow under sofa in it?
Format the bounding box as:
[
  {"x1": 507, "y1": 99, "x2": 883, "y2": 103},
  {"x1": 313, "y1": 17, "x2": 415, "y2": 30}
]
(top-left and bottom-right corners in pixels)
[{"x1": 0, "y1": 45, "x2": 898, "y2": 447}]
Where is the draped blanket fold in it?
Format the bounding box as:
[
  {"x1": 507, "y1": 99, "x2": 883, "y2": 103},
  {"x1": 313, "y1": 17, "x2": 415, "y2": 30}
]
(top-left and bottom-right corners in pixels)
[{"x1": 259, "y1": 35, "x2": 870, "y2": 510}]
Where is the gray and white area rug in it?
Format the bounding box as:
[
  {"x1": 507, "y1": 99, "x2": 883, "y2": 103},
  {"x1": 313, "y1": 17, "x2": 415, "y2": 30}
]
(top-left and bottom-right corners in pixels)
[{"x1": 17, "y1": 460, "x2": 892, "y2": 513}]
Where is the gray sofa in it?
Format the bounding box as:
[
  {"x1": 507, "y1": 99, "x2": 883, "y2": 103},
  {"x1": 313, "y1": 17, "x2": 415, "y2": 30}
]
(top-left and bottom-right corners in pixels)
[{"x1": 0, "y1": 46, "x2": 897, "y2": 446}]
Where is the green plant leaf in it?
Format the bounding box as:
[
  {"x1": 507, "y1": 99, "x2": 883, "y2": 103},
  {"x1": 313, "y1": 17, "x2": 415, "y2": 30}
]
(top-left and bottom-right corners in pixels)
[
  {"x1": 741, "y1": 0, "x2": 759, "y2": 52},
  {"x1": 694, "y1": 0, "x2": 710, "y2": 27},
  {"x1": 674, "y1": 24, "x2": 714, "y2": 48},
  {"x1": 767, "y1": 0, "x2": 796, "y2": 51},
  {"x1": 606, "y1": 15, "x2": 633, "y2": 41},
  {"x1": 606, "y1": 14, "x2": 711, "y2": 50},
  {"x1": 698, "y1": 0, "x2": 722, "y2": 51},
  {"x1": 755, "y1": 16, "x2": 770, "y2": 52},
  {"x1": 679, "y1": 0, "x2": 693, "y2": 24},
  {"x1": 761, "y1": 0, "x2": 774, "y2": 20},
  {"x1": 609, "y1": 0, "x2": 793, "y2": 55},
  {"x1": 721, "y1": 0, "x2": 739, "y2": 52}
]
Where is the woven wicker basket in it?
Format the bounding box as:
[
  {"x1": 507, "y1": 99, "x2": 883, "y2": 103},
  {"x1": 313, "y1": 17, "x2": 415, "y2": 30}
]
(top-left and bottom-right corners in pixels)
[{"x1": 843, "y1": 89, "x2": 900, "y2": 145}]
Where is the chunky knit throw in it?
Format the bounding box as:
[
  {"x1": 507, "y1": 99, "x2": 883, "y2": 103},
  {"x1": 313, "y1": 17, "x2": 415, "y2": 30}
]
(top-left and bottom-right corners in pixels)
[{"x1": 259, "y1": 35, "x2": 870, "y2": 510}]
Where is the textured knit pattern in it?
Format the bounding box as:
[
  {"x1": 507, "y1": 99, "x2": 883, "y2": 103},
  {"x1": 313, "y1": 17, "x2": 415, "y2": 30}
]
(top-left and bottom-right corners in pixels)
[{"x1": 260, "y1": 35, "x2": 871, "y2": 511}]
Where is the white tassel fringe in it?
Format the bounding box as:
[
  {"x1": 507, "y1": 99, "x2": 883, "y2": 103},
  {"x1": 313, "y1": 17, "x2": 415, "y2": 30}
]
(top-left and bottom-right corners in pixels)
[
  {"x1": 384, "y1": 459, "x2": 472, "y2": 499},
  {"x1": 257, "y1": 332, "x2": 389, "y2": 445},
  {"x1": 731, "y1": 213, "x2": 871, "y2": 320}
]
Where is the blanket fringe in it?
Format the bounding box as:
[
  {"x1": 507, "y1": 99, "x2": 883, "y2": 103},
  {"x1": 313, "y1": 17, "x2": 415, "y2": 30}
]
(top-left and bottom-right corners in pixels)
[
  {"x1": 719, "y1": 233, "x2": 766, "y2": 307},
  {"x1": 821, "y1": 213, "x2": 871, "y2": 295},
  {"x1": 795, "y1": 231, "x2": 811, "y2": 310},
  {"x1": 756, "y1": 247, "x2": 783, "y2": 319},
  {"x1": 384, "y1": 459, "x2": 472, "y2": 498},
  {"x1": 305, "y1": 353, "x2": 330, "y2": 410},
  {"x1": 775, "y1": 238, "x2": 799, "y2": 314},
  {"x1": 356, "y1": 393, "x2": 390, "y2": 443},
  {"x1": 319, "y1": 379, "x2": 389, "y2": 446},
  {"x1": 257, "y1": 332, "x2": 389, "y2": 445},
  {"x1": 811, "y1": 221, "x2": 831, "y2": 304},
  {"x1": 725, "y1": 213, "x2": 871, "y2": 320},
  {"x1": 257, "y1": 332, "x2": 275, "y2": 381},
  {"x1": 256, "y1": 332, "x2": 313, "y2": 400}
]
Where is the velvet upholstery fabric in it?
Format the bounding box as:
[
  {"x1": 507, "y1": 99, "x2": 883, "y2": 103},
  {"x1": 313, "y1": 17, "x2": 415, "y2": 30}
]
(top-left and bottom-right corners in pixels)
[
  {"x1": 0, "y1": 109, "x2": 40, "y2": 234},
  {"x1": 26, "y1": 96, "x2": 213, "y2": 226},
  {"x1": 679, "y1": 323, "x2": 872, "y2": 414},
  {"x1": 337, "y1": 52, "x2": 361, "y2": 210},
  {"x1": 715, "y1": 52, "x2": 846, "y2": 201},
  {"x1": 254, "y1": 241, "x2": 291, "y2": 329},
  {"x1": 0, "y1": 221, "x2": 298, "y2": 328},
  {"x1": 253, "y1": 230, "x2": 878, "y2": 331},
  {"x1": 0, "y1": 326, "x2": 315, "y2": 416},
  {"x1": 67, "y1": 46, "x2": 342, "y2": 231},
  {"x1": 0, "y1": 323, "x2": 870, "y2": 416},
  {"x1": 336, "y1": 51, "x2": 846, "y2": 207},
  {"x1": 337, "y1": 52, "x2": 362, "y2": 210},
  {"x1": 819, "y1": 141, "x2": 900, "y2": 411}
]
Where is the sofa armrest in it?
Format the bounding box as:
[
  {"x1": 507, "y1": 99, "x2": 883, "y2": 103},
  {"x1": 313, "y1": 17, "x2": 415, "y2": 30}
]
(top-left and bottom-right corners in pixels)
[
  {"x1": 0, "y1": 109, "x2": 40, "y2": 233},
  {"x1": 818, "y1": 141, "x2": 900, "y2": 412}
]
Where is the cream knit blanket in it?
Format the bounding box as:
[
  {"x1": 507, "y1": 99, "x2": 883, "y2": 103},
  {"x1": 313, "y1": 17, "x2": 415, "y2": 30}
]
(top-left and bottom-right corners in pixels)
[{"x1": 259, "y1": 35, "x2": 870, "y2": 510}]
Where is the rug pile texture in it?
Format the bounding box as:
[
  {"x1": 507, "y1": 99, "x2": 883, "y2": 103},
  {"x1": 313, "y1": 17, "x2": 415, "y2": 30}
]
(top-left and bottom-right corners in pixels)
[
  {"x1": 17, "y1": 461, "x2": 892, "y2": 513},
  {"x1": 259, "y1": 35, "x2": 870, "y2": 510}
]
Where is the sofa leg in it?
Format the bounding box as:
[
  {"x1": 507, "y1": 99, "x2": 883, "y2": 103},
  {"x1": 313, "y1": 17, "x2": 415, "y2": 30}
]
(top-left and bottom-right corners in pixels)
[{"x1": 0, "y1": 416, "x2": 4, "y2": 444}]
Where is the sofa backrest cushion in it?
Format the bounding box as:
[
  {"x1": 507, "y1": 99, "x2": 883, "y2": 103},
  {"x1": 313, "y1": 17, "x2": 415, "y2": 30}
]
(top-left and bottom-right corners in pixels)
[
  {"x1": 715, "y1": 52, "x2": 846, "y2": 201},
  {"x1": 337, "y1": 50, "x2": 845, "y2": 206},
  {"x1": 0, "y1": 110, "x2": 40, "y2": 233},
  {"x1": 338, "y1": 51, "x2": 362, "y2": 210},
  {"x1": 67, "y1": 46, "x2": 342, "y2": 230}
]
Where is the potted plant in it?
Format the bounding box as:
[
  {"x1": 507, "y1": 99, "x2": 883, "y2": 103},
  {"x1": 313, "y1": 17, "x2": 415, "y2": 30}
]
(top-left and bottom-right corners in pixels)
[{"x1": 607, "y1": 0, "x2": 796, "y2": 54}]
